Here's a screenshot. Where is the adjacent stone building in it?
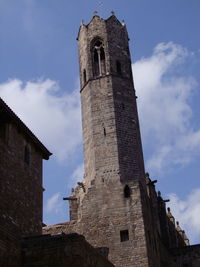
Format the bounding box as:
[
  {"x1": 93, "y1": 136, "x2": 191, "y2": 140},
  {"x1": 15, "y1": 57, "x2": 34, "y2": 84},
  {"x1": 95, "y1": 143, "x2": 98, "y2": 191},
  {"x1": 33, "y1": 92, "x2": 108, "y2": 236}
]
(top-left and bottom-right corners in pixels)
[{"x1": 0, "y1": 97, "x2": 51, "y2": 266}]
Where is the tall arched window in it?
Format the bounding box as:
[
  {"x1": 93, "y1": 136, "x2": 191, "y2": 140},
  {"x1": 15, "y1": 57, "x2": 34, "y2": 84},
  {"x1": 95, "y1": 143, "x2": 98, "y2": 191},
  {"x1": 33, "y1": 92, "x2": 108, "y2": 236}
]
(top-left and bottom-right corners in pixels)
[{"x1": 91, "y1": 39, "x2": 106, "y2": 77}]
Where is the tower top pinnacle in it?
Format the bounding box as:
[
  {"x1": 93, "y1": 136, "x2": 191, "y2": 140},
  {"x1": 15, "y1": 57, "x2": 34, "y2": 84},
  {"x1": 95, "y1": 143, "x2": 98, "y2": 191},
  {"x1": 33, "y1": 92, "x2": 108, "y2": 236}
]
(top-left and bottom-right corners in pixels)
[{"x1": 77, "y1": 13, "x2": 128, "y2": 42}]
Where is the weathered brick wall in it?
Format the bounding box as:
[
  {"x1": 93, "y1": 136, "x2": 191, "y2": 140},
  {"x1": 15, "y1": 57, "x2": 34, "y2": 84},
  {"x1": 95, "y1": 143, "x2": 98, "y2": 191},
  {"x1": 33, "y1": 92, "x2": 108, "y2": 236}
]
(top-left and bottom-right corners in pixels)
[
  {"x1": 22, "y1": 233, "x2": 114, "y2": 267},
  {"x1": 145, "y1": 176, "x2": 191, "y2": 267},
  {"x1": 0, "y1": 122, "x2": 43, "y2": 236},
  {"x1": 106, "y1": 17, "x2": 145, "y2": 183},
  {"x1": 0, "y1": 224, "x2": 21, "y2": 267},
  {"x1": 171, "y1": 244, "x2": 200, "y2": 267},
  {"x1": 0, "y1": 119, "x2": 44, "y2": 264},
  {"x1": 44, "y1": 180, "x2": 152, "y2": 267},
  {"x1": 0, "y1": 98, "x2": 51, "y2": 266}
]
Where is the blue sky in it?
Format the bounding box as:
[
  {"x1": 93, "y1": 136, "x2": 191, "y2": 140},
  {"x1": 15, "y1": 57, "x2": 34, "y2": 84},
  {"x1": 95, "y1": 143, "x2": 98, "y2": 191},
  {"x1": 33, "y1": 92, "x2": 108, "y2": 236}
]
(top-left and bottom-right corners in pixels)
[{"x1": 0, "y1": 0, "x2": 200, "y2": 244}]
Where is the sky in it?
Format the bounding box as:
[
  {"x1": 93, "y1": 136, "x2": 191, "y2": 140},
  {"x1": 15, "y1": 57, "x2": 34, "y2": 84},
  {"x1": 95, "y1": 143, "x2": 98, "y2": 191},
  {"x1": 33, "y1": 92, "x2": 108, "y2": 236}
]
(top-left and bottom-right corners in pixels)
[{"x1": 0, "y1": 0, "x2": 200, "y2": 244}]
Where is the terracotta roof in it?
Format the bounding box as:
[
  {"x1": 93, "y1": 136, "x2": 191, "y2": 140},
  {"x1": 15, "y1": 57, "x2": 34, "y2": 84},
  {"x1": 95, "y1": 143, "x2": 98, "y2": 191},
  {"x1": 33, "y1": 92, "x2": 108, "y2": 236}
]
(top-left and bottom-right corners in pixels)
[{"x1": 0, "y1": 97, "x2": 52, "y2": 160}]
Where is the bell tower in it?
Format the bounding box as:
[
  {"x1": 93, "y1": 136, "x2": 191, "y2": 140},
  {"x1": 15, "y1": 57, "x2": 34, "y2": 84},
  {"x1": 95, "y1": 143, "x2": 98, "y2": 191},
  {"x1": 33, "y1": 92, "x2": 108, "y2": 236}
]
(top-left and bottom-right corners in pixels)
[
  {"x1": 43, "y1": 13, "x2": 192, "y2": 267},
  {"x1": 69, "y1": 14, "x2": 157, "y2": 267},
  {"x1": 78, "y1": 14, "x2": 145, "y2": 187}
]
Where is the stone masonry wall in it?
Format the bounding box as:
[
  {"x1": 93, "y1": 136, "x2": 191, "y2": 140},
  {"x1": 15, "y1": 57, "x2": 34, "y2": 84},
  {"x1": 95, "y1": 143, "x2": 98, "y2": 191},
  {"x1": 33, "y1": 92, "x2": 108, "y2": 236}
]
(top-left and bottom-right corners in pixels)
[
  {"x1": 171, "y1": 244, "x2": 200, "y2": 267},
  {"x1": 0, "y1": 119, "x2": 44, "y2": 263},
  {"x1": 44, "y1": 179, "x2": 152, "y2": 267},
  {"x1": 0, "y1": 224, "x2": 21, "y2": 267},
  {"x1": 0, "y1": 121, "x2": 43, "y2": 236},
  {"x1": 22, "y1": 233, "x2": 114, "y2": 267}
]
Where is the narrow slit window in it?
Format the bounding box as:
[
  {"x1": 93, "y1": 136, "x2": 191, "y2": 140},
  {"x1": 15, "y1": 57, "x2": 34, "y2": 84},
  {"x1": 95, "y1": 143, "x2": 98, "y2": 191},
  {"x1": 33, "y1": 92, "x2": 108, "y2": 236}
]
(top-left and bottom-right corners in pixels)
[
  {"x1": 148, "y1": 230, "x2": 152, "y2": 246},
  {"x1": 116, "y1": 60, "x2": 122, "y2": 75},
  {"x1": 103, "y1": 127, "x2": 106, "y2": 136},
  {"x1": 0, "y1": 122, "x2": 6, "y2": 140},
  {"x1": 120, "y1": 230, "x2": 129, "y2": 242},
  {"x1": 124, "y1": 185, "x2": 131, "y2": 198},
  {"x1": 83, "y1": 69, "x2": 86, "y2": 84},
  {"x1": 24, "y1": 145, "x2": 30, "y2": 165}
]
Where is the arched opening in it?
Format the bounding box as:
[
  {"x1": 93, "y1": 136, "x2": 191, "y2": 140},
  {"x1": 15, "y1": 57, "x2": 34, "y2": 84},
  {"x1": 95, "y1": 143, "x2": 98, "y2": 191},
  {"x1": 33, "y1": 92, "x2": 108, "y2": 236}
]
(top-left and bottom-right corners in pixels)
[
  {"x1": 92, "y1": 39, "x2": 106, "y2": 77},
  {"x1": 124, "y1": 185, "x2": 131, "y2": 198},
  {"x1": 100, "y1": 47, "x2": 106, "y2": 75},
  {"x1": 93, "y1": 48, "x2": 99, "y2": 77},
  {"x1": 83, "y1": 69, "x2": 86, "y2": 84},
  {"x1": 116, "y1": 60, "x2": 122, "y2": 75}
]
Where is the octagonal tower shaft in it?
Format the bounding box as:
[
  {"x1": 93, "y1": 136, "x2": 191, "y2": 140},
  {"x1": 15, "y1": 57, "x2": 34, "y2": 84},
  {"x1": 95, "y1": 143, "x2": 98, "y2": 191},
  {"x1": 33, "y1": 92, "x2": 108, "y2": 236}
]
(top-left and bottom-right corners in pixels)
[{"x1": 78, "y1": 15, "x2": 145, "y2": 186}]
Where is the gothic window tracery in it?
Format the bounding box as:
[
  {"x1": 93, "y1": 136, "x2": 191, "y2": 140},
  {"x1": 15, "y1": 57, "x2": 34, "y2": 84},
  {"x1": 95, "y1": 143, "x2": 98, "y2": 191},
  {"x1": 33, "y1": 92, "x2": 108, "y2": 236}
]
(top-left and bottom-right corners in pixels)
[{"x1": 91, "y1": 39, "x2": 106, "y2": 77}]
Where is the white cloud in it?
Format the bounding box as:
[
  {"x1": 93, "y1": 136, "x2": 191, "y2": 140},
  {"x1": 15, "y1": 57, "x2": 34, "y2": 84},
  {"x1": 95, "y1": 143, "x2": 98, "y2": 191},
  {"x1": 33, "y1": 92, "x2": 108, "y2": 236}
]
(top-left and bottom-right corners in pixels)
[
  {"x1": 46, "y1": 192, "x2": 64, "y2": 215},
  {"x1": 70, "y1": 163, "x2": 84, "y2": 185},
  {"x1": 133, "y1": 42, "x2": 199, "y2": 173},
  {"x1": 0, "y1": 79, "x2": 82, "y2": 162},
  {"x1": 168, "y1": 189, "x2": 200, "y2": 244},
  {"x1": 1, "y1": 42, "x2": 198, "y2": 173}
]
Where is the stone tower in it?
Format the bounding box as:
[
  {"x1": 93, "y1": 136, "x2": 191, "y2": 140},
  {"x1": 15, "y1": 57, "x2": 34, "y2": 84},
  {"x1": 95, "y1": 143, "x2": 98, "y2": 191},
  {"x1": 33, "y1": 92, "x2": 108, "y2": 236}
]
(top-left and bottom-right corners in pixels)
[
  {"x1": 68, "y1": 14, "x2": 157, "y2": 267},
  {"x1": 43, "y1": 13, "x2": 193, "y2": 267},
  {"x1": 78, "y1": 15, "x2": 145, "y2": 187}
]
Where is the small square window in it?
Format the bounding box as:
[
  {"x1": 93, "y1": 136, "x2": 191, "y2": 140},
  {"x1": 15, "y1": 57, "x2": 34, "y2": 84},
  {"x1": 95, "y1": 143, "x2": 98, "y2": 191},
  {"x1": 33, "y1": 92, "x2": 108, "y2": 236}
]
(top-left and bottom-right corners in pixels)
[{"x1": 120, "y1": 230, "x2": 129, "y2": 242}]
